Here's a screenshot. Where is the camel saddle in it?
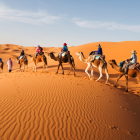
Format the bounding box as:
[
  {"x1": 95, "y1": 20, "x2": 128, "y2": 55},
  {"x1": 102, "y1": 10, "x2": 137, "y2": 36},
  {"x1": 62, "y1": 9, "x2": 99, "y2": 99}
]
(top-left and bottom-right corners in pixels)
[
  {"x1": 122, "y1": 61, "x2": 140, "y2": 70},
  {"x1": 95, "y1": 55, "x2": 105, "y2": 60},
  {"x1": 59, "y1": 51, "x2": 70, "y2": 57},
  {"x1": 19, "y1": 55, "x2": 27, "y2": 61}
]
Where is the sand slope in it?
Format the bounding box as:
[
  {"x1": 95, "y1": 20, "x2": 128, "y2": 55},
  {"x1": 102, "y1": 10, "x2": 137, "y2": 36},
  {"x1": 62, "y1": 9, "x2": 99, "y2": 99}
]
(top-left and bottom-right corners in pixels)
[{"x1": 0, "y1": 42, "x2": 140, "y2": 140}]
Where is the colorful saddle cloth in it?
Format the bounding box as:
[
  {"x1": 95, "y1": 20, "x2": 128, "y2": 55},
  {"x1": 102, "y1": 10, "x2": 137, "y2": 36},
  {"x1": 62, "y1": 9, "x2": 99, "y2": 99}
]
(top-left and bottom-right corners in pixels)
[{"x1": 122, "y1": 61, "x2": 140, "y2": 70}]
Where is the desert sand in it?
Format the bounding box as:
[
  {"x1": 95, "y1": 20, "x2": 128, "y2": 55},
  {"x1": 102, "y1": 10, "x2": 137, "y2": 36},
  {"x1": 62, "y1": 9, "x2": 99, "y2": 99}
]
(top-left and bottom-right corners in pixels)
[{"x1": 0, "y1": 41, "x2": 140, "y2": 140}]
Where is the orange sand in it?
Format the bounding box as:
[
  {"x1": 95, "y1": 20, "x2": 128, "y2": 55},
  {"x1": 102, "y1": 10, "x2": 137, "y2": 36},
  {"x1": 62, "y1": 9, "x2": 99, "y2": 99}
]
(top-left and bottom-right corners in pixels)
[{"x1": 0, "y1": 42, "x2": 140, "y2": 140}]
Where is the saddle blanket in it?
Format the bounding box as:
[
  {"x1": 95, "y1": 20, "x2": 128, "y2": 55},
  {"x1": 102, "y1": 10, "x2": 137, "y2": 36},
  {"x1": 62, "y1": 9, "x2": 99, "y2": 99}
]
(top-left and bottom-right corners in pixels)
[
  {"x1": 19, "y1": 55, "x2": 27, "y2": 60},
  {"x1": 95, "y1": 56, "x2": 101, "y2": 60},
  {"x1": 92, "y1": 55, "x2": 105, "y2": 60},
  {"x1": 59, "y1": 52, "x2": 66, "y2": 57},
  {"x1": 122, "y1": 62, "x2": 140, "y2": 70}
]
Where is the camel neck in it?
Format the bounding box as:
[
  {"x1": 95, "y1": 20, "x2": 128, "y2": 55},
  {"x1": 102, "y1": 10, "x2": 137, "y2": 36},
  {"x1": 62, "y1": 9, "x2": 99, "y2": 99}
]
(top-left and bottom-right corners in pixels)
[
  {"x1": 51, "y1": 55, "x2": 58, "y2": 61},
  {"x1": 112, "y1": 63, "x2": 120, "y2": 72},
  {"x1": 79, "y1": 55, "x2": 87, "y2": 63}
]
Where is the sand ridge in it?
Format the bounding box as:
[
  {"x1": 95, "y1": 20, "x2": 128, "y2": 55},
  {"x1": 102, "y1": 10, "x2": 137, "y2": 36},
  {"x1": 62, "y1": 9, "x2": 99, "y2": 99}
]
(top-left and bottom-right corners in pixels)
[{"x1": 0, "y1": 41, "x2": 140, "y2": 140}]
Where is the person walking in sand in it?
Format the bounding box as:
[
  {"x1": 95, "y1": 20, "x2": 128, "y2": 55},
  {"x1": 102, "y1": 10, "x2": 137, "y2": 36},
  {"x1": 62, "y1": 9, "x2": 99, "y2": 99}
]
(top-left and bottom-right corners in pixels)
[{"x1": 7, "y1": 58, "x2": 13, "y2": 73}]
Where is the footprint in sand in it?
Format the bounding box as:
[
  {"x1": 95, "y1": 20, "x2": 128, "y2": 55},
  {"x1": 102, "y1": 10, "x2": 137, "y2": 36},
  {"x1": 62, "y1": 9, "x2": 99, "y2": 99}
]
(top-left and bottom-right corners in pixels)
[
  {"x1": 120, "y1": 106, "x2": 128, "y2": 111},
  {"x1": 117, "y1": 86, "x2": 122, "y2": 89},
  {"x1": 107, "y1": 126, "x2": 120, "y2": 131},
  {"x1": 127, "y1": 131, "x2": 140, "y2": 137},
  {"x1": 107, "y1": 100, "x2": 112, "y2": 103}
]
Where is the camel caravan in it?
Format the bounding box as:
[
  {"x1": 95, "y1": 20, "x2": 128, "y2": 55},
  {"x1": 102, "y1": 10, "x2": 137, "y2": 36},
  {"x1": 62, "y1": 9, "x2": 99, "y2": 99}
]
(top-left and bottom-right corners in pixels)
[{"x1": 1, "y1": 43, "x2": 140, "y2": 92}]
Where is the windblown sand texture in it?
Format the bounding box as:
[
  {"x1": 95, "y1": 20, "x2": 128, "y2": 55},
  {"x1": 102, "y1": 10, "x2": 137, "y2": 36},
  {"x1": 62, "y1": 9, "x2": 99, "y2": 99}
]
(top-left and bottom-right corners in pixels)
[{"x1": 0, "y1": 41, "x2": 140, "y2": 140}]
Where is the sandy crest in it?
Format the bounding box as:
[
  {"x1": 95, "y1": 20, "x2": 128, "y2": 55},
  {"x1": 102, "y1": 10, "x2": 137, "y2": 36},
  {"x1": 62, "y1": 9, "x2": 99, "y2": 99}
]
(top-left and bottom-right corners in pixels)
[{"x1": 0, "y1": 42, "x2": 140, "y2": 140}]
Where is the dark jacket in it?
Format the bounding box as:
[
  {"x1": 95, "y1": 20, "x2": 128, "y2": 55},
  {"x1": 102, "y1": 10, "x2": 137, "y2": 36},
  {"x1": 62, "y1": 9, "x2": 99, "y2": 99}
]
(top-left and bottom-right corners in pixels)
[{"x1": 20, "y1": 51, "x2": 25, "y2": 56}]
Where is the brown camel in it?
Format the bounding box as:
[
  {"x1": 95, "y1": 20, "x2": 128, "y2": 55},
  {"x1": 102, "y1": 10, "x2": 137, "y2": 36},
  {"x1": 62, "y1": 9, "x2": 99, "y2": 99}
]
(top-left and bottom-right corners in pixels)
[
  {"x1": 48, "y1": 52, "x2": 75, "y2": 75},
  {"x1": 16, "y1": 56, "x2": 28, "y2": 72},
  {"x1": 75, "y1": 52, "x2": 109, "y2": 84},
  {"x1": 0, "y1": 61, "x2": 4, "y2": 72},
  {"x1": 108, "y1": 59, "x2": 140, "y2": 92},
  {"x1": 28, "y1": 54, "x2": 48, "y2": 73}
]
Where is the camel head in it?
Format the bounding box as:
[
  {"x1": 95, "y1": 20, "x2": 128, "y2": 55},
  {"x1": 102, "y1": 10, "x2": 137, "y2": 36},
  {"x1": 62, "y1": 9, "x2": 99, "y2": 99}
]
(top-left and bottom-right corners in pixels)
[
  {"x1": 75, "y1": 52, "x2": 84, "y2": 57},
  {"x1": 16, "y1": 57, "x2": 19, "y2": 60},
  {"x1": 108, "y1": 60, "x2": 117, "y2": 68},
  {"x1": 48, "y1": 52, "x2": 55, "y2": 58}
]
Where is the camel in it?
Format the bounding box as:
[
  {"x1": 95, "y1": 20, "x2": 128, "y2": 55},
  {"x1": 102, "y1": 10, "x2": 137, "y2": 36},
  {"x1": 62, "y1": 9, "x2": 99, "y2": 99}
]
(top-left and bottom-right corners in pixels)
[
  {"x1": 48, "y1": 52, "x2": 75, "y2": 75},
  {"x1": 75, "y1": 52, "x2": 109, "y2": 84},
  {"x1": 28, "y1": 54, "x2": 48, "y2": 73},
  {"x1": 0, "y1": 61, "x2": 4, "y2": 72},
  {"x1": 108, "y1": 59, "x2": 140, "y2": 92},
  {"x1": 16, "y1": 56, "x2": 28, "y2": 72}
]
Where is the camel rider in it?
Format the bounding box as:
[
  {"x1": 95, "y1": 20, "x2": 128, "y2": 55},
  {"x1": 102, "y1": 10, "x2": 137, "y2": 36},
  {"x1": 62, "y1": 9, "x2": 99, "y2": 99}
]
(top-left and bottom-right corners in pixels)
[
  {"x1": 18, "y1": 50, "x2": 25, "y2": 64},
  {"x1": 94, "y1": 44, "x2": 103, "y2": 55},
  {"x1": 0, "y1": 58, "x2": 2, "y2": 62},
  {"x1": 124, "y1": 50, "x2": 137, "y2": 76},
  {"x1": 35, "y1": 45, "x2": 43, "y2": 58},
  {"x1": 91, "y1": 44, "x2": 103, "y2": 62},
  {"x1": 59, "y1": 43, "x2": 68, "y2": 58}
]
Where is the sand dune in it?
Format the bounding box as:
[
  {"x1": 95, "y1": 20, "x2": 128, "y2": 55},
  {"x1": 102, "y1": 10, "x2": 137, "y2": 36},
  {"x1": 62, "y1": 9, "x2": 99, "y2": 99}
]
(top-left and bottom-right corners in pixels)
[{"x1": 0, "y1": 41, "x2": 140, "y2": 140}]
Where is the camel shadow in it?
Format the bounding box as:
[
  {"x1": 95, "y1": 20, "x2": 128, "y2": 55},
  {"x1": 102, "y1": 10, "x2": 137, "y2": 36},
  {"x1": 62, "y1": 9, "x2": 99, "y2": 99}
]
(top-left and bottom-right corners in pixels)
[{"x1": 37, "y1": 65, "x2": 58, "y2": 69}]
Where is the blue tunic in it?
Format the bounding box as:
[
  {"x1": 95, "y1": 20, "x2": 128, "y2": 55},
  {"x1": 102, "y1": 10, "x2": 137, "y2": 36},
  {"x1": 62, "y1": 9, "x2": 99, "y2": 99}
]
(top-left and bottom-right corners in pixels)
[
  {"x1": 63, "y1": 45, "x2": 68, "y2": 52},
  {"x1": 94, "y1": 47, "x2": 103, "y2": 55}
]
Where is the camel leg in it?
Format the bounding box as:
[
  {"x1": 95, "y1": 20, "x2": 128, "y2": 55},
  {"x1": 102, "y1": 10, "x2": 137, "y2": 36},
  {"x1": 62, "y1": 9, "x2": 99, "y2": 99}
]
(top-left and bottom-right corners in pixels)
[
  {"x1": 26, "y1": 65, "x2": 28, "y2": 72},
  {"x1": 68, "y1": 64, "x2": 72, "y2": 75},
  {"x1": 56, "y1": 63, "x2": 61, "y2": 74},
  {"x1": 105, "y1": 68, "x2": 109, "y2": 84},
  {"x1": 42, "y1": 64, "x2": 44, "y2": 72},
  {"x1": 35, "y1": 64, "x2": 37, "y2": 73},
  {"x1": 60, "y1": 63, "x2": 64, "y2": 75},
  {"x1": 46, "y1": 64, "x2": 48, "y2": 73},
  {"x1": 73, "y1": 63, "x2": 76, "y2": 76},
  {"x1": 91, "y1": 65, "x2": 93, "y2": 78},
  {"x1": 125, "y1": 75, "x2": 128, "y2": 92},
  {"x1": 96, "y1": 66, "x2": 102, "y2": 82},
  {"x1": 136, "y1": 75, "x2": 140, "y2": 84},
  {"x1": 114, "y1": 74, "x2": 124, "y2": 87},
  {"x1": 20, "y1": 64, "x2": 21, "y2": 72},
  {"x1": 23, "y1": 64, "x2": 25, "y2": 72},
  {"x1": 33, "y1": 65, "x2": 34, "y2": 72},
  {"x1": 85, "y1": 63, "x2": 91, "y2": 78},
  {"x1": 71, "y1": 61, "x2": 76, "y2": 76}
]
